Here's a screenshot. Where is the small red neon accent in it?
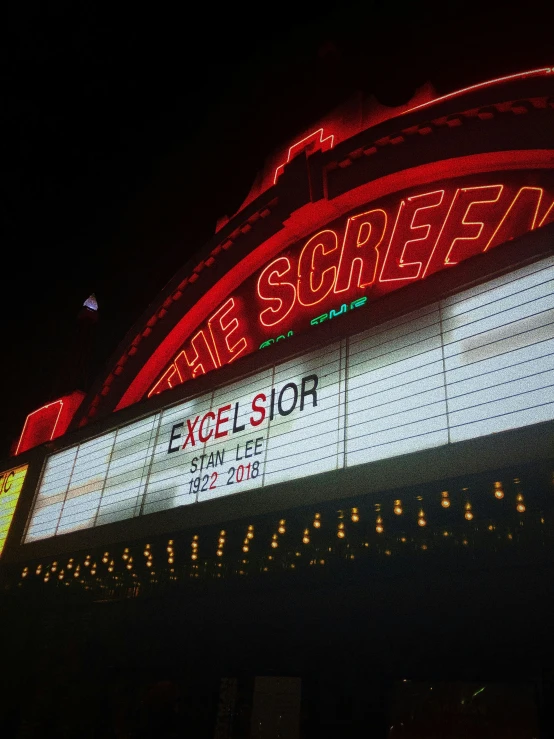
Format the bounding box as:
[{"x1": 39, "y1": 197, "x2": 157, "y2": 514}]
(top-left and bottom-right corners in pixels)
[
  {"x1": 297, "y1": 230, "x2": 338, "y2": 307},
  {"x1": 403, "y1": 67, "x2": 553, "y2": 117},
  {"x1": 16, "y1": 401, "x2": 63, "y2": 456},
  {"x1": 335, "y1": 209, "x2": 387, "y2": 293},
  {"x1": 273, "y1": 128, "x2": 334, "y2": 184},
  {"x1": 15, "y1": 391, "x2": 85, "y2": 455},
  {"x1": 379, "y1": 190, "x2": 445, "y2": 282}
]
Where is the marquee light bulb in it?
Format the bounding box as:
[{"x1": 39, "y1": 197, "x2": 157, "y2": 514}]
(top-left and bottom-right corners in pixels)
[
  {"x1": 493, "y1": 481, "x2": 504, "y2": 499},
  {"x1": 216, "y1": 549, "x2": 223, "y2": 557},
  {"x1": 271, "y1": 541, "x2": 278, "y2": 548},
  {"x1": 417, "y1": 509, "x2": 427, "y2": 527},
  {"x1": 393, "y1": 500, "x2": 403, "y2": 515}
]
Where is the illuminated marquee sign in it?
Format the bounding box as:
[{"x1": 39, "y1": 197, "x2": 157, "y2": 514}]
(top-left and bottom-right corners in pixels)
[
  {"x1": 0, "y1": 464, "x2": 29, "y2": 556},
  {"x1": 25, "y1": 255, "x2": 554, "y2": 543},
  {"x1": 149, "y1": 172, "x2": 554, "y2": 398}
]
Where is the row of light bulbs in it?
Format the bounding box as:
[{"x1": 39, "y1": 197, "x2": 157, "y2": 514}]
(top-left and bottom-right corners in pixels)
[{"x1": 19, "y1": 479, "x2": 530, "y2": 581}]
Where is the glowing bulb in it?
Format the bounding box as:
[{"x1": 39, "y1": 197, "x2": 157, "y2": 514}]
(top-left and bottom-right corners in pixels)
[
  {"x1": 493, "y1": 481, "x2": 504, "y2": 499},
  {"x1": 517, "y1": 503, "x2": 526, "y2": 513},
  {"x1": 247, "y1": 531, "x2": 254, "y2": 539},
  {"x1": 146, "y1": 561, "x2": 152, "y2": 567},
  {"x1": 441, "y1": 492, "x2": 451, "y2": 508},
  {"x1": 271, "y1": 541, "x2": 278, "y2": 549},
  {"x1": 313, "y1": 513, "x2": 321, "y2": 528},
  {"x1": 216, "y1": 549, "x2": 223, "y2": 557},
  {"x1": 418, "y1": 509, "x2": 426, "y2": 527},
  {"x1": 351, "y1": 508, "x2": 360, "y2": 522},
  {"x1": 465, "y1": 511, "x2": 474, "y2": 521},
  {"x1": 393, "y1": 500, "x2": 403, "y2": 515},
  {"x1": 302, "y1": 536, "x2": 310, "y2": 544},
  {"x1": 191, "y1": 554, "x2": 197, "y2": 561},
  {"x1": 242, "y1": 545, "x2": 249, "y2": 553},
  {"x1": 278, "y1": 519, "x2": 286, "y2": 534},
  {"x1": 337, "y1": 530, "x2": 345, "y2": 539},
  {"x1": 376, "y1": 516, "x2": 384, "y2": 534}
]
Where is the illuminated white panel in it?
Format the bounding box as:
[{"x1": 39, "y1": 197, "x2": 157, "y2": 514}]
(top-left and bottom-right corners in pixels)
[
  {"x1": 25, "y1": 447, "x2": 77, "y2": 542},
  {"x1": 443, "y1": 257, "x2": 554, "y2": 441},
  {"x1": 197, "y1": 368, "x2": 273, "y2": 503},
  {"x1": 56, "y1": 433, "x2": 116, "y2": 535},
  {"x1": 143, "y1": 394, "x2": 214, "y2": 515},
  {"x1": 263, "y1": 343, "x2": 344, "y2": 487},
  {"x1": 346, "y1": 305, "x2": 448, "y2": 465},
  {"x1": 95, "y1": 415, "x2": 159, "y2": 526}
]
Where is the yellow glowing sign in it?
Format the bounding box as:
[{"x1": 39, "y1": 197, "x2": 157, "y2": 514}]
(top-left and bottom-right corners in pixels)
[{"x1": 0, "y1": 464, "x2": 28, "y2": 556}]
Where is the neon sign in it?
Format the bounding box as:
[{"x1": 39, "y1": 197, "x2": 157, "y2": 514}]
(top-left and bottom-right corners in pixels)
[
  {"x1": 0, "y1": 464, "x2": 28, "y2": 556},
  {"x1": 149, "y1": 173, "x2": 554, "y2": 399}
]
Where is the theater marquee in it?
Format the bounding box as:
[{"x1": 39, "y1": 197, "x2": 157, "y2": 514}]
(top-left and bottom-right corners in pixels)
[{"x1": 25, "y1": 255, "x2": 554, "y2": 543}]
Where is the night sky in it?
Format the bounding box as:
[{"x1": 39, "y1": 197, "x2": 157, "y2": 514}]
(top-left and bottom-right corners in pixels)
[{"x1": 2, "y1": 1, "x2": 553, "y2": 455}]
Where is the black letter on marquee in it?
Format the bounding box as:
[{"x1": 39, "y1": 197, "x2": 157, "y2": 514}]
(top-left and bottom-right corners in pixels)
[
  {"x1": 232, "y1": 402, "x2": 245, "y2": 433},
  {"x1": 168, "y1": 422, "x2": 184, "y2": 453},
  {"x1": 278, "y1": 382, "x2": 298, "y2": 417},
  {"x1": 300, "y1": 374, "x2": 318, "y2": 410}
]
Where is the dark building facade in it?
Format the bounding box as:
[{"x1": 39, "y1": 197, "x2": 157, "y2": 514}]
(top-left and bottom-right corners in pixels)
[{"x1": 1, "y1": 67, "x2": 554, "y2": 737}]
